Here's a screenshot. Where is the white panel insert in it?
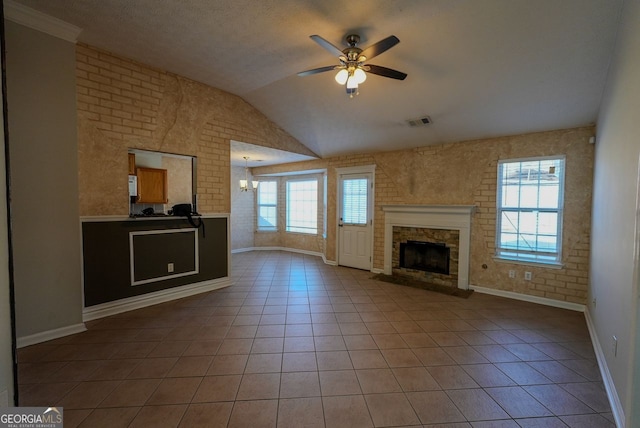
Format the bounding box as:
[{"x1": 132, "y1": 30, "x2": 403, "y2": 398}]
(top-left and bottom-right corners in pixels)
[{"x1": 129, "y1": 228, "x2": 199, "y2": 286}]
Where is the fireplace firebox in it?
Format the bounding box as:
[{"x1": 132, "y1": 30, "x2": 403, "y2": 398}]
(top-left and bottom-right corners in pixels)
[{"x1": 399, "y1": 240, "x2": 450, "y2": 275}]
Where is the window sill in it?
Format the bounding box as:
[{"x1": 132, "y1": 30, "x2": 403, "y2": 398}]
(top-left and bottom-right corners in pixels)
[
  {"x1": 493, "y1": 256, "x2": 564, "y2": 270},
  {"x1": 285, "y1": 230, "x2": 319, "y2": 236}
]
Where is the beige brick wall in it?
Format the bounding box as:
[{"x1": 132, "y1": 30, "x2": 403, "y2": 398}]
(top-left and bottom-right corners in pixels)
[
  {"x1": 253, "y1": 127, "x2": 595, "y2": 304},
  {"x1": 76, "y1": 44, "x2": 315, "y2": 216}
]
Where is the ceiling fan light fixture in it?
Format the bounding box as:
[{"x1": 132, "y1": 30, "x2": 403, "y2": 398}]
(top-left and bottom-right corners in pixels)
[
  {"x1": 335, "y1": 69, "x2": 349, "y2": 85},
  {"x1": 298, "y1": 34, "x2": 406, "y2": 98}
]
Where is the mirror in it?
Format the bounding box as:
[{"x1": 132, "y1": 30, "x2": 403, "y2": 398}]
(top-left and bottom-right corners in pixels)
[{"x1": 128, "y1": 149, "x2": 197, "y2": 216}]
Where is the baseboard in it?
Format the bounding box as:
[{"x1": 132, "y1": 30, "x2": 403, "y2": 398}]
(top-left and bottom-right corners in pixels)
[
  {"x1": 231, "y1": 247, "x2": 254, "y2": 254},
  {"x1": 322, "y1": 255, "x2": 338, "y2": 266},
  {"x1": 584, "y1": 308, "x2": 625, "y2": 428},
  {"x1": 82, "y1": 276, "x2": 233, "y2": 322},
  {"x1": 234, "y1": 246, "x2": 325, "y2": 258},
  {"x1": 17, "y1": 323, "x2": 87, "y2": 348},
  {"x1": 469, "y1": 284, "x2": 586, "y2": 312}
]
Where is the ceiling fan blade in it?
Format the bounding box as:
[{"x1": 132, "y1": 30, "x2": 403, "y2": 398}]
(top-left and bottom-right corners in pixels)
[
  {"x1": 310, "y1": 35, "x2": 344, "y2": 58},
  {"x1": 297, "y1": 65, "x2": 337, "y2": 77},
  {"x1": 366, "y1": 64, "x2": 407, "y2": 80},
  {"x1": 359, "y1": 35, "x2": 400, "y2": 61}
]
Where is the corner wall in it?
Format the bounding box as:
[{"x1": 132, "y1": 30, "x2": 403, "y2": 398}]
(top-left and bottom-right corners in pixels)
[
  {"x1": 0, "y1": 11, "x2": 16, "y2": 405},
  {"x1": 231, "y1": 165, "x2": 255, "y2": 251},
  {"x1": 5, "y1": 21, "x2": 83, "y2": 340},
  {"x1": 589, "y1": 0, "x2": 640, "y2": 425}
]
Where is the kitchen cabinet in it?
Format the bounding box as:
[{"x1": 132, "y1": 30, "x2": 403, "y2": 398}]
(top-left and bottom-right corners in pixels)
[{"x1": 136, "y1": 167, "x2": 168, "y2": 203}]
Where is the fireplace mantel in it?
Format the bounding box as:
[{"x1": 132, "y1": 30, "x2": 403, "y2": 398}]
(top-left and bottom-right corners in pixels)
[{"x1": 382, "y1": 205, "x2": 476, "y2": 289}]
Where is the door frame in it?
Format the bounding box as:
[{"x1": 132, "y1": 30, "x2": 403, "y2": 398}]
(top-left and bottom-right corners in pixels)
[
  {"x1": 628, "y1": 154, "x2": 640, "y2": 428},
  {"x1": 335, "y1": 164, "x2": 376, "y2": 271}
]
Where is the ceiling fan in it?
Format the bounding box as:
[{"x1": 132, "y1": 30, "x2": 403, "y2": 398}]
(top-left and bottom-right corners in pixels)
[{"x1": 298, "y1": 34, "x2": 407, "y2": 98}]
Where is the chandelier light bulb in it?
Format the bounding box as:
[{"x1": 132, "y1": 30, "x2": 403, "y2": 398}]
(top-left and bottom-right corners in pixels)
[
  {"x1": 335, "y1": 69, "x2": 349, "y2": 85},
  {"x1": 354, "y1": 68, "x2": 367, "y2": 84},
  {"x1": 346, "y1": 75, "x2": 358, "y2": 89}
]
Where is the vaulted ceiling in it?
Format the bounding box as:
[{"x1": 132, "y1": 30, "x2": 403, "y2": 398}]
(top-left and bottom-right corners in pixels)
[{"x1": 9, "y1": 0, "x2": 623, "y2": 159}]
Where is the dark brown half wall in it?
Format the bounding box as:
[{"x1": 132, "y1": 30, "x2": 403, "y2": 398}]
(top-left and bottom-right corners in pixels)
[{"x1": 82, "y1": 217, "x2": 227, "y2": 307}]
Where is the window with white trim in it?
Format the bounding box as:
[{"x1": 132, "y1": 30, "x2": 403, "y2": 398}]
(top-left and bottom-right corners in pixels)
[
  {"x1": 257, "y1": 180, "x2": 277, "y2": 231},
  {"x1": 286, "y1": 179, "x2": 318, "y2": 234},
  {"x1": 496, "y1": 156, "x2": 565, "y2": 265}
]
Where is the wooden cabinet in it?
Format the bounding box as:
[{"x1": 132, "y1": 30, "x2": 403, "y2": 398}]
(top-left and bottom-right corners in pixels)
[
  {"x1": 136, "y1": 167, "x2": 168, "y2": 203},
  {"x1": 128, "y1": 153, "x2": 136, "y2": 175}
]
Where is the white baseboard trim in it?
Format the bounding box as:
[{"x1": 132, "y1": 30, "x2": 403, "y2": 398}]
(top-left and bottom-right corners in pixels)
[
  {"x1": 233, "y1": 246, "x2": 325, "y2": 258},
  {"x1": 322, "y1": 256, "x2": 338, "y2": 266},
  {"x1": 17, "y1": 323, "x2": 87, "y2": 349},
  {"x1": 82, "y1": 277, "x2": 233, "y2": 322},
  {"x1": 231, "y1": 247, "x2": 254, "y2": 254},
  {"x1": 232, "y1": 246, "x2": 342, "y2": 267},
  {"x1": 584, "y1": 309, "x2": 625, "y2": 428},
  {"x1": 469, "y1": 284, "x2": 586, "y2": 312}
]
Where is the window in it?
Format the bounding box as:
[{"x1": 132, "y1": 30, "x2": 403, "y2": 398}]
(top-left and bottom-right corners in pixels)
[
  {"x1": 257, "y1": 180, "x2": 277, "y2": 231},
  {"x1": 496, "y1": 157, "x2": 565, "y2": 265},
  {"x1": 286, "y1": 179, "x2": 318, "y2": 234},
  {"x1": 342, "y1": 177, "x2": 368, "y2": 225}
]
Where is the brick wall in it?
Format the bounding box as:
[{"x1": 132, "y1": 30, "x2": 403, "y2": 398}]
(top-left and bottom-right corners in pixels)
[
  {"x1": 253, "y1": 127, "x2": 594, "y2": 304},
  {"x1": 75, "y1": 44, "x2": 314, "y2": 216},
  {"x1": 76, "y1": 45, "x2": 162, "y2": 141}
]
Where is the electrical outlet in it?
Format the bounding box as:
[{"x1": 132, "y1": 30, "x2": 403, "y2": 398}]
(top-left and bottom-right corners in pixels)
[
  {"x1": 168, "y1": 263, "x2": 174, "y2": 273},
  {"x1": 524, "y1": 271, "x2": 532, "y2": 281},
  {"x1": 509, "y1": 270, "x2": 515, "y2": 278},
  {"x1": 612, "y1": 336, "x2": 618, "y2": 356}
]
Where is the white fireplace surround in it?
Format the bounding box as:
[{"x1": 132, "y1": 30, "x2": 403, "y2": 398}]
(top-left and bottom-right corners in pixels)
[{"x1": 382, "y1": 205, "x2": 476, "y2": 290}]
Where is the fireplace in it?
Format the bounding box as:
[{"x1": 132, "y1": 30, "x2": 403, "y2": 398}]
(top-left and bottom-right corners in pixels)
[
  {"x1": 400, "y1": 240, "x2": 450, "y2": 275},
  {"x1": 382, "y1": 205, "x2": 475, "y2": 290},
  {"x1": 393, "y1": 227, "x2": 459, "y2": 286}
]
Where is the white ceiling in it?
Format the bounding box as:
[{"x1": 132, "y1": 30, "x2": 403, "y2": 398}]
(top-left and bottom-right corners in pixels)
[{"x1": 10, "y1": 0, "x2": 623, "y2": 159}]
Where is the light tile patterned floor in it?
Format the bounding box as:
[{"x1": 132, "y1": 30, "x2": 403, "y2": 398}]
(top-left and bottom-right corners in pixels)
[{"x1": 18, "y1": 251, "x2": 615, "y2": 427}]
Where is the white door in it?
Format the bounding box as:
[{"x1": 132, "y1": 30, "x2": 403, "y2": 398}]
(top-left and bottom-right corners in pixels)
[{"x1": 338, "y1": 173, "x2": 372, "y2": 270}]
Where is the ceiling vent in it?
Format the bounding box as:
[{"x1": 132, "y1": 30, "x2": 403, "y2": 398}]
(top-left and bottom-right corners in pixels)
[{"x1": 406, "y1": 116, "x2": 432, "y2": 127}]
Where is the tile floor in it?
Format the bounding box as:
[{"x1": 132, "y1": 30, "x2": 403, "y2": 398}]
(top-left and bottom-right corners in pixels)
[{"x1": 18, "y1": 251, "x2": 615, "y2": 427}]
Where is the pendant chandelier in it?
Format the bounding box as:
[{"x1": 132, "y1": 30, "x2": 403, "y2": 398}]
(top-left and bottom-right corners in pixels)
[{"x1": 239, "y1": 156, "x2": 259, "y2": 192}]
